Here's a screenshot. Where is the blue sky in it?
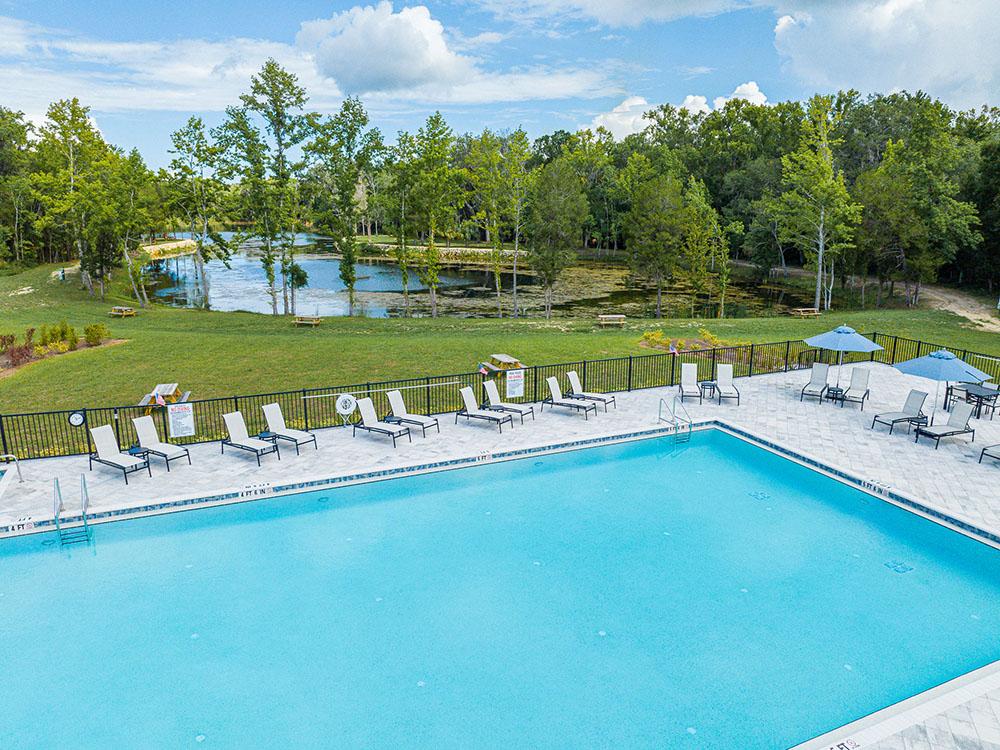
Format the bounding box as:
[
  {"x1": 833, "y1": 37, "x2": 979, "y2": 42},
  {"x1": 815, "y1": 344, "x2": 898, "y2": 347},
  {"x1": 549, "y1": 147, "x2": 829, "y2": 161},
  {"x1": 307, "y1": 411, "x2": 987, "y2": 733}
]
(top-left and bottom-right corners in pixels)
[{"x1": 2, "y1": 1, "x2": 997, "y2": 167}]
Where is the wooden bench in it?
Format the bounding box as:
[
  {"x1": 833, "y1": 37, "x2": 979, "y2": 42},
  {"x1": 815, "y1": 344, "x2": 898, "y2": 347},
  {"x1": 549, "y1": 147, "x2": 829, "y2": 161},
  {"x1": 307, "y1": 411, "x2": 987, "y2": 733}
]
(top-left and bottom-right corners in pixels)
[
  {"x1": 294, "y1": 316, "x2": 322, "y2": 327},
  {"x1": 110, "y1": 306, "x2": 136, "y2": 318},
  {"x1": 597, "y1": 314, "x2": 626, "y2": 327},
  {"x1": 790, "y1": 307, "x2": 820, "y2": 318}
]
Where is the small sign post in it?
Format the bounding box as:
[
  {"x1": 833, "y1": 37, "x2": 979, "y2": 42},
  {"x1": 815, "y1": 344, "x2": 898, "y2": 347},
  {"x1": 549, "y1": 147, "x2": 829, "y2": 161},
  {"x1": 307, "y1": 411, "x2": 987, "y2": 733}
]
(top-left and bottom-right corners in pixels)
[
  {"x1": 506, "y1": 369, "x2": 525, "y2": 399},
  {"x1": 167, "y1": 402, "x2": 196, "y2": 439}
]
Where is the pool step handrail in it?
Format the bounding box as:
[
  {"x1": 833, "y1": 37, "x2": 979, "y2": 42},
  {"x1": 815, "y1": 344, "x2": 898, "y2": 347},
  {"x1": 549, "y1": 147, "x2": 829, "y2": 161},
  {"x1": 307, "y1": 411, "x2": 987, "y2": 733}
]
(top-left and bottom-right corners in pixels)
[
  {"x1": 0, "y1": 453, "x2": 23, "y2": 482},
  {"x1": 52, "y1": 475, "x2": 92, "y2": 547},
  {"x1": 657, "y1": 397, "x2": 692, "y2": 444}
]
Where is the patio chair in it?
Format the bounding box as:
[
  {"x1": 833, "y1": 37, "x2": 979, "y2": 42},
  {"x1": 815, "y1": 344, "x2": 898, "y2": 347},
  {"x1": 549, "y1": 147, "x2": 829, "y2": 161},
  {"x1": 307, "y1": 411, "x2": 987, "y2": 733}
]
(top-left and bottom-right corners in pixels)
[
  {"x1": 221, "y1": 411, "x2": 280, "y2": 466},
  {"x1": 386, "y1": 389, "x2": 440, "y2": 437},
  {"x1": 132, "y1": 415, "x2": 191, "y2": 470},
  {"x1": 567, "y1": 370, "x2": 616, "y2": 411},
  {"x1": 483, "y1": 380, "x2": 535, "y2": 424},
  {"x1": 871, "y1": 390, "x2": 928, "y2": 435},
  {"x1": 841, "y1": 368, "x2": 871, "y2": 410},
  {"x1": 88, "y1": 424, "x2": 151, "y2": 484},
  {"x1": 456, "y1": 386, "x2": 514, "y2": 432},
  {"x1": 678, "y1": 363, "x2": 702, "y2": 404},
  {"x1": 262, "y1": 403, "x2": 317, "y2": 454},
  {"x1": 914, "y1": 402, "x2": 976, "y2": 449},
  {"x1": 354, "y1": 397, "x2": 411, "y2": 447},
  {"x1": 974, "y1": 383, "x2": 998, "y2": 420},
  {"x1": 542, "y1": 377, "x2": 597, "y2": 420},
  {"x1": 979, "y1": 444, "x2": 1000, "y2": 465},
  {"x1": 715, "y1": 364, "x2": 740, "y2": 406},
  {"x1": 800, "y1": 363, "x2": 829, "y2": 403}
]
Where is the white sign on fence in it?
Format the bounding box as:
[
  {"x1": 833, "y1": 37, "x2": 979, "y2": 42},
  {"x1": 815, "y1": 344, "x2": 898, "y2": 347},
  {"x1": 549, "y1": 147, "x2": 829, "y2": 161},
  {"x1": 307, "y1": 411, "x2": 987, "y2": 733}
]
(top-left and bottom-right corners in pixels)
[
  {"x1": 167, "y1": 402, "x2": 196, "y2": 438},
  {"x1": 506, "y1": 369, "x2": 525, "y2": 398}
]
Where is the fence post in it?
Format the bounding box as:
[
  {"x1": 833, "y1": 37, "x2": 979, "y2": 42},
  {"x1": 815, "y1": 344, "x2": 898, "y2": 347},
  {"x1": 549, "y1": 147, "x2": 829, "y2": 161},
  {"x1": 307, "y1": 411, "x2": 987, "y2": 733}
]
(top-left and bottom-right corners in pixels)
[
  {"x1": 890, "y1": 336, "x2": 898, "y2": 365},
  {"x1": 670, "y1": 353, "x2": 676, "y2": 386},
  {"x1": 710, "y1": 348, "x2": 717, "y2": 379},
  {"x1": 748, "y1": 344, "x2": 755, "y2": 377},
  {"x1": 627, "y1": 355, "x2": 633, "y2": 391},
  {"x1": 582, "y1": 359, "x2": 588, "y2": 390},
  {"x1": 784, "y1": 341, "x2": 791, "y2": 372},
  {"x1": 533, "y1": 366, "x2": 539, "y2": 402},
  {"x1": 83, "y1": 408, "x2": 93, "y2": 455},
  {"x1": 425, "y1": 377, "x2": 432, "y2": 416},
  {"x1": 0, "y1": 414, "x2": 8, "y2": 456},
  {"x1": 302, "y1": 389, "x2": 310, "y2": 430}
]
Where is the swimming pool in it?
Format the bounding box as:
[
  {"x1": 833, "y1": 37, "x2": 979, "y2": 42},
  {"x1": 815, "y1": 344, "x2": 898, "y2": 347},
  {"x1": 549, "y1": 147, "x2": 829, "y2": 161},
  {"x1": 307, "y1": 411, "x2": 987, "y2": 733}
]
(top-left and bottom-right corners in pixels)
[{"x1": 2, "y1": 429, "x2": 999, "y2": 749}]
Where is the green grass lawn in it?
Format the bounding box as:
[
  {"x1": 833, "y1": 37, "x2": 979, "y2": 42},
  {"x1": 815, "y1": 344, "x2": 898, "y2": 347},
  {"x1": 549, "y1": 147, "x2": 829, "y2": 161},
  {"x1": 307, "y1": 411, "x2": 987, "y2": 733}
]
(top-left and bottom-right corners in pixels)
[{"x1": 2, "y1": 263, "x2": 998, "y2": 413}]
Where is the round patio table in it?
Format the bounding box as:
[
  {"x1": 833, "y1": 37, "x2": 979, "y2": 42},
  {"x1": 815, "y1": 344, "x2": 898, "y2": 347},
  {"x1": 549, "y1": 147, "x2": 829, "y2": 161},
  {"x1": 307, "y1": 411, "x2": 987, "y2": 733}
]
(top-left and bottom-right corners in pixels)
[{"x1": 963, "y1": 383, "x2": 998, "y2": 419}]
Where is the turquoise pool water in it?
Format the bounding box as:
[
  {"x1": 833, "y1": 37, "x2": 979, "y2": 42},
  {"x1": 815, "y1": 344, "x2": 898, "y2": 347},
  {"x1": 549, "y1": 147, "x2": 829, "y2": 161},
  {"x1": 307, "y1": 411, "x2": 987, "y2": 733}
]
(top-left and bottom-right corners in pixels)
[{"x1": 3, "y1": 430, "x2": 1000, "y2": 749}]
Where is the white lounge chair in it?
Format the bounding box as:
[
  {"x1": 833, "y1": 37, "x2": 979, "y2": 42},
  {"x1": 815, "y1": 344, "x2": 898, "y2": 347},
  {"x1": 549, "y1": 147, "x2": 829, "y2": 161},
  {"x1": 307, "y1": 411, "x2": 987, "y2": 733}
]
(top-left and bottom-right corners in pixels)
[
  {"x1": 483, "y1": 380, "x2": 534, "y2": 424},
  {"x1": 715, "y1": 364, "x2": 740, "y2": 406},
  {"x1": 88, "y1": 424, "x2": 151, "y2": 484},
  {"x1": 457, "y1": 386, "x2": 514, "y2": 432},
  {"x1": 841, "y1": 369, "x2": 870, "y2": 410},
  {"x1": 542, "y1": 377, "x2": 597, "y2": 419},
  {"x1": 678, "y1": 363, "x2": 701, "y2": 404},
  {"x1": 354, "y1": 397, "x2": 411, "y2": 447},
  {"x1": 914, "y1": 402, "x2": 976, "y2": 449},
  {"x1": 386, "y1": 390, "x2": 440, "y2": 437},
  {"x1": 871, "y1": 390, "x2": 928, "y2": 435},
  {"x1": 221, "y1": 411, "x2": 280, "y2": 465},
  {"x1": 262, "y1": 403, "x2": 317, "y2": 454},
  {"x1": 132, "y1": 415, "x2": 190, "y2": 471},
  {"x1": 567, "y1": 370, "x2": 616, "y2": 411},
  {"x1": 800, "y1": 363, "x2": 830, "y2": 402}
]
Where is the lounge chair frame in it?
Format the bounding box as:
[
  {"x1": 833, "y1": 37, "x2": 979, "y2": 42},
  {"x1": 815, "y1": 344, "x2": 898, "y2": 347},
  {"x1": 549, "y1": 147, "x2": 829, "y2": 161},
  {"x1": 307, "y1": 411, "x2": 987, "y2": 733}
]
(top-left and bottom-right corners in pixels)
[
  {"x1": 88, "y1": 425, "x2": 151, "y2": 484},
  {"x1": 800, "y1": 363, "x2": 829, "y2": 403},
  {"x1": 262, "y1": 403, "x2": 318, "y2": 455},
  {"x1": 871, "y1": 390, "x2": 928, "y2": 435},
  {"x1": 456, "y1": 386, "x2": 514, "y2": 432},
  {"x1": 132, "y1": 415, "x2": 191, "y2": 471},
  {"x1": 715, "y1": 364, "x2": 740, "y2": 406},
  {"x1": 384, "y1": 390, "x2": 440, "y2": 437},
  {"x1": 914, "y1": 420, "x2": 976, "y2": 449},
  {"x1": 541, "y1": 377, "x2": 598, "y2": 420},
  {"x1": 979, "y1": 444, "x2": 1000, "y2": 464},
  {"x1": 221, "y1": 412, "x2": 280, "y2": 466},
  {"x1": 354, "y1": 397, "x2": 412, "y2": 447},
  {"x1": 678, "y1": 363, "x2": 702, "y2": 404},
  {"x1": 566, "y1": 371, "x2": 616, "y2": 412},
  {"x1": 482, "y1": 380, "x2": 535, "y2": 424}
]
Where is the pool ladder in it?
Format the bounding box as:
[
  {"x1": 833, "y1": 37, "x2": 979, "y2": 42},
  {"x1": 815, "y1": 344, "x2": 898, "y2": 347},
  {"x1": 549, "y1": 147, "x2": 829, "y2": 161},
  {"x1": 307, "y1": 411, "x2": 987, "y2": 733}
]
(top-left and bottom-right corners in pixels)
[
  {"x1": 0, "y1": 454, "x2": 24, "y2": 482},
  {"x1": 52, "y1": 476, "x2": 93, "y2": 547},
  {"x1": 658, "y1": 396, "x2": 693, "y2": 444}
]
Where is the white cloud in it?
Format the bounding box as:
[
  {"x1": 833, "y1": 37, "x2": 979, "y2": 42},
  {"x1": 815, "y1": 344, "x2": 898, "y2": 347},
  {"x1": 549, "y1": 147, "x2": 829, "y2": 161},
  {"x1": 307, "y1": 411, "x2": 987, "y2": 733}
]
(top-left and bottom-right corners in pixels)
[
  {"x1": 679, "y1": 94, "x2": 710, "y2": 115},
  {"x1": 678, "y1": 65, "x2": 714, "y2": 78},
  {"x1": 478, "y1": 0, "x2": 753, "y2": 27},
  {"x1": 712, "y1": 80, "x2": 767, "y2": 109},
  {"x1": 296, "y1": 2, "x2": 614, "y2": 103},
  {"x1": 588, "y1": 95, "x2": 651, "y2": 137},
  {"x1": 771, "y1": 0, "x2": 1000, "y2": 108}
]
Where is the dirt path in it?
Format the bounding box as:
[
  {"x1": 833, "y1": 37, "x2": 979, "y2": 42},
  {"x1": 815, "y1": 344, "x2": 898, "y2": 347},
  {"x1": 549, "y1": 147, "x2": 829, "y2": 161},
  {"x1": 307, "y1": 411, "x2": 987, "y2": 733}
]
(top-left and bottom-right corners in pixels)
[{"x1": 921, "y1": 285, "x2": 1000, "y2": 333}]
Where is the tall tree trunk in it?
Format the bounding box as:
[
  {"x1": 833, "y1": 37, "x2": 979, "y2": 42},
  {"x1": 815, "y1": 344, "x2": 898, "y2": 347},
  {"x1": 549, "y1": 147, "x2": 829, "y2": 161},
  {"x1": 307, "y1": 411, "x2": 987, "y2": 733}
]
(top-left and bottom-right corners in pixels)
[
  {"x1": 512, "y1": 224, "x2": 520, "y2": 317},
  {"x1": 656, "y1": 280, "x2": 663, "y2": 319},
  {"x1": 814, "y1": 208, "x2": 825, "y2": 310}
]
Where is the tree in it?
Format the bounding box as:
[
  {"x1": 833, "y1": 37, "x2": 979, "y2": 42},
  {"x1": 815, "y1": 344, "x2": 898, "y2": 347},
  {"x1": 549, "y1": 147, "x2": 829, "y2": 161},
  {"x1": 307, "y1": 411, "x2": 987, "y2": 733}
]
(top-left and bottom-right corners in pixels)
[
  {"x1": 383, "y1": 131, "x2": 419, "y2": 313},
  {"x1": 466, "y1": 128, "x2": 506, "y2": 316},
  {"x1": 234, "y1": 59, "x2": 312, "y2": 315},
  {"x1": 0, "y1": 107, "x2": 33, "y2": 263},
  {"x1": 504, "y1": 128, "x2": 534, "y2": 317},
  {"x1": 305, "y1": 97, "x2": 383, "y2": 315},
  {"x1": 527, "y1": 158, "x2": 588, "y2": 318},
  {"x1": 683, "y1": 176, "x2": 734, "y2": 317},
  {"x1": 412, "y1": 112, "x2": 461, "y2": 317},
  {"x1": 625, "y1": 174, "x2": 686, "y2": 318},
  {"x1": 766, "y1": 95, "x2": 861, "y2": 310},
  {"x1": 168, "y1": 116, "x2": 229, "y2": 308}
]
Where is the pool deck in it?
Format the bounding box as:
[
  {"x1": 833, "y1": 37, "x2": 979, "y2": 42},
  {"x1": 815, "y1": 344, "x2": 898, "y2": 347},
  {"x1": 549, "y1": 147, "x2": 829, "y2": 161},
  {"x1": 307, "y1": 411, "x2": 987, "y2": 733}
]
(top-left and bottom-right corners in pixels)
[{"x1": 3, "y1": 360, "x2": 999, "y2": 749}]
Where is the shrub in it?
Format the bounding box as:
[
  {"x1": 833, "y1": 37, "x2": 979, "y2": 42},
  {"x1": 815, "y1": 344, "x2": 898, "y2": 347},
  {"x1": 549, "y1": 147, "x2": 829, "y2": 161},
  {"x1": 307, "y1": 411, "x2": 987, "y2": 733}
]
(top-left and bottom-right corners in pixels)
[
  {"x1": 84, "y1": 323, "x2": 110, "y2": 347},
  {"x1": 38, "y1": 325, "x2": 51, "y2": 347},
  {"x1": 33, "y1": 344, "x2": 48, "y2": 358},
  {"x1": 66, "y1": 327, "x2": 79, "y2": 350},
  {"x1": 7, "y1": 344, "x2": 33, "y2": 367},
  {"x1": 49, "y1": 341, "x2": 70, "y2": 354},
  {"x1": 23, "y1": 327, "x2": 34, "y2": 346},
  {"x1": 57, "y1": 320, "x2": 71, "y2": 341},
  {"x1": 0, "y1": 334, "x2": 14, "y2": 353}
]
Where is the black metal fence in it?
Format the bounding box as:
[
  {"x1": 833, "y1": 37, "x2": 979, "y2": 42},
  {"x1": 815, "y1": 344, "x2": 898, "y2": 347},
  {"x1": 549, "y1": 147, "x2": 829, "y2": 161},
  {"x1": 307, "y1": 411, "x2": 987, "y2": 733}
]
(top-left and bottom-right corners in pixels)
[{"x1": 2, "y1": 332, "x2": 997, "y2": 461}]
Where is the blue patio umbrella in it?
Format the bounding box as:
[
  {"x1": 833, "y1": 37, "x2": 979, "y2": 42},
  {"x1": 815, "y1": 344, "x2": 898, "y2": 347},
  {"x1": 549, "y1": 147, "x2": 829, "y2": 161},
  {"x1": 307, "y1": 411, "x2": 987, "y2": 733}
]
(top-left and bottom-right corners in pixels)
[
  {"x1": 894, "y1": 349, "x2": 991, "y2": 420},
  {"x1": 803, "y1": 325, "x2": 883, "y2": 386}
]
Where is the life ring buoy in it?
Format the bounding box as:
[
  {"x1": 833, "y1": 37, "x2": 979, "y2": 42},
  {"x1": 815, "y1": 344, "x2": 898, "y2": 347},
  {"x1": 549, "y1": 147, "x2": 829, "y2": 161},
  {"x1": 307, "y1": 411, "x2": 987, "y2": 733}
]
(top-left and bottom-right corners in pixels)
[{"x1": 335, "y1": 394, "x2": 358, "y2": 416}]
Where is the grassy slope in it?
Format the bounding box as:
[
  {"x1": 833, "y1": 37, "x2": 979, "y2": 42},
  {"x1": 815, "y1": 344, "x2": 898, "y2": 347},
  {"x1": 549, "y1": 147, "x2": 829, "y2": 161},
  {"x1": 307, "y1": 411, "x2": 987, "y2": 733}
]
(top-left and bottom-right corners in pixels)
[{"x1": 1, "y1": 263, "x2": 998, "y2": 412}]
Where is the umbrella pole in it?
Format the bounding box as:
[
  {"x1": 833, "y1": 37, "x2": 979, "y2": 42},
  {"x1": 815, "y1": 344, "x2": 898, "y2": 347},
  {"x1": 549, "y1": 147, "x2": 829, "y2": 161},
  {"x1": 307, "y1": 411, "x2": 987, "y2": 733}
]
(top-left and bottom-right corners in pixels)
[
  {"x1": 932, "y1": 381, "x2": 940, "y2": 424},
  {"x1": 836, "y1": 351, "x2": 843, "y2": 388}
]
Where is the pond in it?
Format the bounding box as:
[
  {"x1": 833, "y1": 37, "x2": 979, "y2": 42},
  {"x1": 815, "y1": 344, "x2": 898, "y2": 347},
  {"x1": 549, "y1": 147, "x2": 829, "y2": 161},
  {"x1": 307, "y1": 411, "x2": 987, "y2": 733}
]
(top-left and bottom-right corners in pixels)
[{"x1": 148, "y1": 236, "x2": 813, "y2": 318}]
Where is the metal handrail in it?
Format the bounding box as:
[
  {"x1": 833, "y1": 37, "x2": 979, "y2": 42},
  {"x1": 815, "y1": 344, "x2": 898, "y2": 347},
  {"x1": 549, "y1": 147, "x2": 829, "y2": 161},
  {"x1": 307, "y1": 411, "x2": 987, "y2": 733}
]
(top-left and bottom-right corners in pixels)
[
  {"x1": 672, "y1": 396, "x2": 693, "y2": 426},
  {"x1": 1, "y1": 454, "x2": 23, "y2": 482},
  {"x1": 657, "y1": 397, "x2": 676, "y2": 426}
]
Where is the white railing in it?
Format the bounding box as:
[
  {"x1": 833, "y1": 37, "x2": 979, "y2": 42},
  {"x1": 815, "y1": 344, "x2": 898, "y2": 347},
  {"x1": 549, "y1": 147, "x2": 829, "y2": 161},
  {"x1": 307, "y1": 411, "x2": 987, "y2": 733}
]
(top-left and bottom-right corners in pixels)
[
  {"x1": 1, "y1": 454, "x2": 23, "y2": 482},
  {"x1": 658, "y1": 396, "x2": 692, "y2": 427}
]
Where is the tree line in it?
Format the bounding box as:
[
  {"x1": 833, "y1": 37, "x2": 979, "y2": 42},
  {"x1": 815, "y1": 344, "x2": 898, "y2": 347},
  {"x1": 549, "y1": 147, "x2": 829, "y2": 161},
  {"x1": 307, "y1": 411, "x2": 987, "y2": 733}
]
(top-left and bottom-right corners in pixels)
[{"x1": 2, "y1": 59, "x2": 998, "y2": 318}]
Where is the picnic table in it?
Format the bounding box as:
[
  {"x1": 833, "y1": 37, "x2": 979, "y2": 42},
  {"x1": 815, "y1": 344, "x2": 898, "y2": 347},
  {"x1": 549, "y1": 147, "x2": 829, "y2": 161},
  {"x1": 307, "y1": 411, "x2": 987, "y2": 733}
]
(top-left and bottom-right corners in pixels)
[
  {"x1": 597, "y1": 314, "x2": 626, "y2": 327},
  {"x1": 294, "y1": 316, "x2": 322, "y2": 327},
  {"x1": 110, "y1": 306, "x2": 136, "y2": 318},
  {"x1": 790, "y1": 307, "x2": 820, "y2": 318},
  {"x1": 138, "y1": 383, "x2": 191, "y2": 409}
]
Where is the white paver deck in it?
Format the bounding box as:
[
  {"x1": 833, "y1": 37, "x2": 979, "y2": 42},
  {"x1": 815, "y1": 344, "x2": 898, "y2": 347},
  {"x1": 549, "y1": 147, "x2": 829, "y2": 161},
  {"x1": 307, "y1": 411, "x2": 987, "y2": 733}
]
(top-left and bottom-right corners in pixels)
[{"x1": 2, "y1": 361, "x2": 999, "y2": 748}]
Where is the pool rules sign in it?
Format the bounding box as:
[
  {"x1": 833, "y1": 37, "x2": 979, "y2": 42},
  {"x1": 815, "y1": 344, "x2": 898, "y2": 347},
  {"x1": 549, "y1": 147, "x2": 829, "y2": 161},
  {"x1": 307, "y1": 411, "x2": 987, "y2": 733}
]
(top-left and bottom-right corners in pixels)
[
  {"x1": 167, "y1": 402, "x2": 196, "y2": 439},
  {"x1": 506, "y1": 369, "x2": 525, "y2": 398}
]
